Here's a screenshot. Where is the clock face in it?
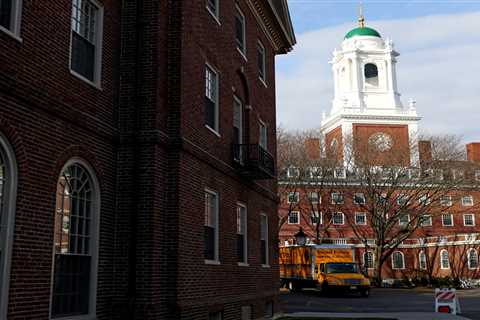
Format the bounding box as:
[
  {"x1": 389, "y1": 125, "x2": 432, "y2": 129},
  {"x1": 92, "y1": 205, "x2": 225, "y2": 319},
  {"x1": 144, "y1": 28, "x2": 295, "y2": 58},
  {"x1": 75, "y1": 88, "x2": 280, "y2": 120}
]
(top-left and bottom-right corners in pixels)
[
  {"x1": 369, "y1": 132, "x2": 393, "y2": 152},
  {"x1": 330, "y1": 138, "x2": 338, "y2": 151}
]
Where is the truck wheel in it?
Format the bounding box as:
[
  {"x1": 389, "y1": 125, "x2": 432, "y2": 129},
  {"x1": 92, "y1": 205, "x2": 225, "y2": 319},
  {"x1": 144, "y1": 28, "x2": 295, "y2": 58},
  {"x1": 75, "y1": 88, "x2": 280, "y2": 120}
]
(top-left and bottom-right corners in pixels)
[
  {"x1": 290, "y1": 281, "x2": 302, "y2": 293},
  {"x1": 321, "y1": 282, "x2": 329, "y2": 296},
  {"x1": 360, "y1": 288, "x2": 370, "y2": 297}
]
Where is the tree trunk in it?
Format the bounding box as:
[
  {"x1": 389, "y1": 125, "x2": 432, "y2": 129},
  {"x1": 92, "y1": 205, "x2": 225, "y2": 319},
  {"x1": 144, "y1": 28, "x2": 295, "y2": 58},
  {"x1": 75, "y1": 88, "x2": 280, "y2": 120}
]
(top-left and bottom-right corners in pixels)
[{"x1": 373, "y1": 246, "x2": 384, "y2": 287}]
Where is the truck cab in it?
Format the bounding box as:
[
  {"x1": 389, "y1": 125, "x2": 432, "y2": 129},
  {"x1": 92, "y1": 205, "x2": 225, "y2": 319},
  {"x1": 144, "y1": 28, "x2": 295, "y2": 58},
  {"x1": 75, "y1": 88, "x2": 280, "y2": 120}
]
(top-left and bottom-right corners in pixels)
[{"x1": 317, "y1": 262, "x2": 370, "y2": 297}]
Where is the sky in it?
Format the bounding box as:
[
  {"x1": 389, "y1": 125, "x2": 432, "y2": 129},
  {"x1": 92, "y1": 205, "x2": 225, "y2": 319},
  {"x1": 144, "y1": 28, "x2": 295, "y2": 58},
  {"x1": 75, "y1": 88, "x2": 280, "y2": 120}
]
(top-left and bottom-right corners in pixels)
[{"x1": 276, "y1": 0, "x2": 480, "y2": 142}]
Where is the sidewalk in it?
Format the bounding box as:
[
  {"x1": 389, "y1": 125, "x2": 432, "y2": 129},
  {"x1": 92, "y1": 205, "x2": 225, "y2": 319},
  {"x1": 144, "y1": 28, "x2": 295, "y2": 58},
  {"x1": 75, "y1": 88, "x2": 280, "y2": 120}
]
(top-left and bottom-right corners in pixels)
[{"x1": 276, "y1": 312, "x2": 472, "y2": 320}]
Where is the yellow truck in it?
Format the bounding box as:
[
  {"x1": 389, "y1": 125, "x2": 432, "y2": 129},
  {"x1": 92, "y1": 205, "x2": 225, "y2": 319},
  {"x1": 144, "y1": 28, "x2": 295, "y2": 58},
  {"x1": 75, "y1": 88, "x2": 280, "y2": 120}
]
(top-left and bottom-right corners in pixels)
[{"x1": 279, "y1": 245, "x2": 371, "y2": 297}]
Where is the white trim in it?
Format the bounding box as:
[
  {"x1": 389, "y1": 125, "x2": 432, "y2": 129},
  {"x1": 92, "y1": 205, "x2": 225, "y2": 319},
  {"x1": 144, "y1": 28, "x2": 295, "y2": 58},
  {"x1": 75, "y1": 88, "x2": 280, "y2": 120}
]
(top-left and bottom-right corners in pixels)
[
  {"x1": 440, "y1": 249, "x2": 450, "y2": 269},
  {"x1": 49, "y1": 157, "x2": 101, "y2": 320},
  {"x1": 398, "y1": 214, "x2": 410, "y2": 226},
  {"x1": 467, "y1": 248, "x2": 479, "y2": 270},
  {"x1": 205, "y1": 0, "x2": 221, "y2": 25},
  {"x1": 355, "y1": 212, "x2": 367, "y2": 225},
  {"x1": 258, "y1": 119, "x2": 267, "y2": 150},
  {"x1": 353, "y1": 193, "x2": 365, "y2": 205},
  {"x1": 236, "y1": 202, "x2": 248, "y2": 264},
  {"x1": 441, "y1": 213, "x2": 454, "y2": 227},
  {"x1": 332, "y1": 212, "x2": 345, "y2": 225},
  {"x1": 205, "y1": 62, "x2": 220, "y2": 134},
  {"x1": 391, "y1": 251, "x2": 405, "y2": 270},
  {"x1": 418, "y1": 250, "x2": 427, "y2": 270},
  {"x1": 257, "y1": 40, "x2": 267, "y2": 84},
  {"x1": 0, "y1": 0, "x2": 22, "y2": 40},
  {"x1": 462, "y1": 195, "x2": 474, "y2": 207},
  {"x1": 235, "y1": 4, "x2": 247, "y2": 58},
  {"x1": 0, "y1": 133, "x2": 18, "y2": 320},
  {"x1": 204, "y1": 188, "x2": 220, "y2": 263},
  {"x1": 287, "y1": 211, "x2": 299, "y2": 225},
  {"x1": 363, "y1": 251, "x2": 374, "y2": 269},
  {"x1": 310, "y1": 211, "x2": 322, "y2": 225},
  {"x1": 286, "y1": 192, "x2": 299, "y2": 204},
  {"x1": 464, "y1": 214, "x2": 475, "y2": 227},
  {"x1": 69, "y1": 0, "x2": 104, "y2": 87},
  {"x1": 331, "y1": 192, "x2": 344, "y2": 204}
]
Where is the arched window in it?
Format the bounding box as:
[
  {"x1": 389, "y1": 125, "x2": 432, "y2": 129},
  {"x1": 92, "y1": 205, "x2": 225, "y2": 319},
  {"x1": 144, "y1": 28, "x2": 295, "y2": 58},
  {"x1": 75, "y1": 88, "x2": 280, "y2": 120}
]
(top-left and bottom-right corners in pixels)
[
  {"x1": 51, "y1": 160, "x2": 100, "y2": 319},
  {"x1": 363, "y1": 251, "x2": 374, "y2": 269},
  {"x1": 467, "y1": 249, "x2": 478, "y2": 269},
  {"x1": 0, "y1": 135, "x2": 17, "y2": 319},
  {"x1": 364, "y1": 63, "x2": 379, "y2": 87},
  {"x1": 440, "y1": 250, "x2": 450, "y2": 269},
  {"x1": 419, "y1": 251, "x2": 427, "y2": 270},
  {"x1": 392, "y1": 251, "x2": 405, "y2": 269}
]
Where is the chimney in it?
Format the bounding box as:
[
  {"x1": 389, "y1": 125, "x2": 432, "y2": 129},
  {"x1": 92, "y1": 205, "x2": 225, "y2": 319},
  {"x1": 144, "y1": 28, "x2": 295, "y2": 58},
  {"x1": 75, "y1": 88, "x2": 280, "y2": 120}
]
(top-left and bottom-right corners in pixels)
[
  {"x1": 418, "y1": 140, "x2": 432, "y2": 166},
  {"x1": 304, "y1": 138, "x2": 321, "y2": 160},
  {"x1": 466, "y1": 143, "x2": 480, "y2": 162}
]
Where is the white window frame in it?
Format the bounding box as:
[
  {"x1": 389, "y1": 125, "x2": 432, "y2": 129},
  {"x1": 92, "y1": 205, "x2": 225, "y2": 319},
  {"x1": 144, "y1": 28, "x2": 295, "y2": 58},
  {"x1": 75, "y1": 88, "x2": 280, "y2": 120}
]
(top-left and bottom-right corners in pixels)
[
  {"x1": 396, "y1": 194, "x2": 409, "y2": 206},
  {"x1": 392, "y1": 251, "x2": 405, "y2": 270},
  {"x1": 311, "y1": 211, "x2": 322, "y2": 225},
  {"x1": 69, "y1": 0, "x2": 104, "y2": 87},
  {"x1": 287, "y1": 192, "x2": 299, "y2": 204},
  {"x1": 204, "y1": 188, "x2": 220, "y2": 264},
  {"x1": 205, "y1": 63, "x2": 220, "y2": 135},
  {"x1": 420, "y1": 214, "x2": 432, "y2": 227},
  {"x1": 398, "y1": 214, "x2": 410, "y2": 226},
  {"x1": 257, "y1": 40, "x2": 267, "y2": 85},
  {"x1": 467, "y1": 248, "x2": 479, "y2": 269},
  {"x1": 0, "y1": 134, "x2": 17, "y2": 320},
  {"x1": 353, "y1": 193, "x2": 366, "y2": 205},
  {"x1": 332, "y1": 212, "x2": 345, "y2": 225},
  {"x1": 260, "y1": 213, "x2": 269, "y2": 267},
  {"x1": 464, "y1": 214, "x2": 475, "y2": 227},
  {"x1": 49, "y1": 158, "x2": 101, "y2": 320},
  {"x1": 363, "y1": 251, "x2": 374, "y2": 269},
  {"x1": 287, "y1": 211, "x2": 300, "y2": 225},
  {"x1": 333, "y1": 167, "x2": 346, "y2": 179},
  {"x1": 355, "y1": 212, "x2": 367, "y2": 225},
  {"x1": 236, "y1": 203, "x2": 248, "y2": 265},
  {"x1": 234, "y1": 4, "x2": 246, "y2": 59},
  {"x1": 286, "y1": 167, "x2": 300, "y2": 178},
  {"x1": 462, "y1": 195, "x2": 474, "y2": 207},
  {"x1": 331, "y1": 192, "x2": 344, "y2": 205},
  {"x1": 308, "y1": 192, "x2": 320, "y2": 204},
  {"x1": 442, "y1": 213, "x2": 454, "y2": 227},
  {"x1": 0, "y1": 0, "x2": 22, "y2": 40},
  {"x1": 419, "y1": 251, "x2": 427, "y2": 270},
  {"x1": 440, "y1": 249, "x2": 450, "y2": 269},
  {"x1": 440, "y1": 196, "x2": 452, "y2": 207},
  {"x1": 258, "y1": 119, "x2": 267, "y2": 150},
  {"x1": 206, "y1": 0, "x2": 220, "y2": 24}
]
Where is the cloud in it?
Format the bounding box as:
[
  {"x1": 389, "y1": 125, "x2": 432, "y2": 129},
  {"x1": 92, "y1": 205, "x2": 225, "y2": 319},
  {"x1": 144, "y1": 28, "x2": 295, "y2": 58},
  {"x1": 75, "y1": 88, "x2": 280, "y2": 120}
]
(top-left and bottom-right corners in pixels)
[{"x1": 276, "y1": 11, "x2": 480, "y2": 142}]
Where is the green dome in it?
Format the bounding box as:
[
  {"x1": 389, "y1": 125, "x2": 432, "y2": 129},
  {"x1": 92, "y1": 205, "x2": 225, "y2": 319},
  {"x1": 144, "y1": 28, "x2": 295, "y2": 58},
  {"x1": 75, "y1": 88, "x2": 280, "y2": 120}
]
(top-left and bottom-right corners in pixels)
[{"x1": 345, "y1": 27, "x2": 381, "y2": 39}]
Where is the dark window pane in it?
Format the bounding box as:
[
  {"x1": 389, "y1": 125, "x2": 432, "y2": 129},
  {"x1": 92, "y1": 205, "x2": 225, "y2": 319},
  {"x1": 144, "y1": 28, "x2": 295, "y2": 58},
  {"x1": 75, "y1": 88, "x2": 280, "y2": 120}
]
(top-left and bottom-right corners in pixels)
[
  {"x1": 235, "y1": 14, "x2": 244, "y2": 51},
  {"x1": 205, "y1": 97, "x2": 215, "y2": 129},
  {"x1": 364, "y1": 63, "x2": 378, "y2": 79},
  {"x1": 206, "y1": 0, "x2": 216, "y2": 15},
  {"x1": 261, "y1": 239, "x2": 266, "y2": 265},
  {"x1": 257, "y1": 48, "x2": 264, "y2": 78},
  {"x1": 71, "y1": 32, "x2": 95, "y2": 81},
  {"x1": 51, "y1": 255, "x2": 91, "y2": 318},
  {"x1": 237, "y1": 234, "x2": 244, "y2": 262},
  {"x1": 204, "y1": 226, "x2": 215, "y2": 260},
  {"x1": 0, "y1": 0, "x2": 12, "y2": 30}
]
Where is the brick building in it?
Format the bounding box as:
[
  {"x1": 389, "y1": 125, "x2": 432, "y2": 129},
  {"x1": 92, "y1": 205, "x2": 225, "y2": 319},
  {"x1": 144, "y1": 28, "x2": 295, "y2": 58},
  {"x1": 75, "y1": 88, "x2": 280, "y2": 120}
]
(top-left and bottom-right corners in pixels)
[
  {"x1": 0, "y1": 1, "x2": 295, "y2": 319},
  {"x1": 278, "y1": 18, "x2": 480, "y2": 283}
]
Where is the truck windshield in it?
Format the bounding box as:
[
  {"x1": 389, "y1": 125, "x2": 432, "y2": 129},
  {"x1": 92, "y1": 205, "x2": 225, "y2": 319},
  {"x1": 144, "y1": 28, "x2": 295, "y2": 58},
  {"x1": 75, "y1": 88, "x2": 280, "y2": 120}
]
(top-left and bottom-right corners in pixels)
[{"x1": 326, "y1": 263, "x2": 358, "y2": 274}]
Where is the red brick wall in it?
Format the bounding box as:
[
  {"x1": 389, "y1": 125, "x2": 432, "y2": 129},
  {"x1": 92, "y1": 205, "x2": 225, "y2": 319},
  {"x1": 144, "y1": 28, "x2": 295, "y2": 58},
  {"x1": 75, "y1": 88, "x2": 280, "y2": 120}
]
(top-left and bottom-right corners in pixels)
[{"x1": 325, "y1": 126, "x2": 343, "y2": 162}]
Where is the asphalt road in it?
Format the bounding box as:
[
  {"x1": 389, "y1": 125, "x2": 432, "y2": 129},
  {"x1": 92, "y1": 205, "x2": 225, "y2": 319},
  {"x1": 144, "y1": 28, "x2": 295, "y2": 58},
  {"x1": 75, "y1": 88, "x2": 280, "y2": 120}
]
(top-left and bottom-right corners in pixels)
[{"x1": 280, "y1": 288, "x2": 480, "y2": 320}]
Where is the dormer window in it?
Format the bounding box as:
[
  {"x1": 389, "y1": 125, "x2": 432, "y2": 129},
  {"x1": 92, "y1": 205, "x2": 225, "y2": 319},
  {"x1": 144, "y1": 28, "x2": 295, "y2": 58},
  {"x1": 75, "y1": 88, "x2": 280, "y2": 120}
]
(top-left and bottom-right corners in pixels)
[{"x1": 364, "y1": 63, "x2": 378, "y2": 87}]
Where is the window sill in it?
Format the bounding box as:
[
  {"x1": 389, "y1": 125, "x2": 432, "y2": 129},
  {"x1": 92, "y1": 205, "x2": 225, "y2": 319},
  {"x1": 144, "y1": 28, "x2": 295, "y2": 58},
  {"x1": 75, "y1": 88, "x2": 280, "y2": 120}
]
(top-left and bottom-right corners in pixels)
[
  {"x1": 237, "y1": 262, "x2": 249, "y2": 267},
  {"x1": 205, "y1": 259, "x2": 221, "y2": 265},
  {"x1": 261, "y1": 264, "x2": 270, "y2": 268},
  {"x1": 70, "y1": 70, "x2": 102, "y2": 90},
  {"x1": 0, "y1": 26, "x2": 22, "y2": 43},
  {"x1": 237, "y1": 47, "x2": 248, "y2": 62},
  {"x1": 205, "y1": 125, "x2": 221, "y2": 138},
  {"x1": 206, "y1": 7, "x2": 221, "y2": 26},
  {"x1": 259, "y1": 77, "x2": 268, "y2": 88}
]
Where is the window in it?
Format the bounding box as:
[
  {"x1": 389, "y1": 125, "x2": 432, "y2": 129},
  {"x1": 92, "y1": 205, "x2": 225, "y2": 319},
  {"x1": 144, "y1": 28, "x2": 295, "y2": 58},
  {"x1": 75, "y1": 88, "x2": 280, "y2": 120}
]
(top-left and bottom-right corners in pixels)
[
  {"x1": 397, "y1": 194, "x2": 408, "y2": 206},
  {"x1": 308, "y1": 192, "x2": 320, "y2": 204},
  {"x1": 353, "y1": 193, "x2": 366, "y2": 205},
  {"x1": 287, "y1": 211, "x2": 299, "y2": 224},
  {"x1": 205, "y1": 65, "x2": 219, "y2": 132},
  {"x1": 442, "y1": 213, "x2": 453, "y2": 226},
  {"x1": 0, "y1": 0, "x2": 22, "y2": 37},
  {"x1": 235, "y1": 5, "x2": 246, "y2": 56},
  {"x1": 308, "y1": 167, "x2": 322, "y2": 179},
  {"x1": 331, "y1": 192, "x2": 344, "y2": 204},
  {"x1": 241, "y1": 305, "x2": 252, "y2": 320},
  {"x1": 206, "y1": 0, "x2": 219, "y2": 21},
  {"x1": 236, "y1": 204, "x2": 247, "y2": 264},
  {"x1": 287, "y1": 192, "x2": 299, "y2": 204},
  {"x1": 286, "y1": 167, "x2": 300, "y2": 178},
  {"x1": 440, "y1": 196, "x2": 452, "y2": 206},
  {"x1": 420, "y1": 214, "x2": 432, "y2": 227},
  {"x1": 464, "y1": 214, "x2": 475, "y2": 226},
  {"x1": 398, "y1": 214, "x2": 410, "y2": 226},
  {"x1": 70, "y1": 0, "x2": 103, "y2": 84},
  {"x1": 453, "y1": 169, "x2": 464, "y2": 181},
  {"x1": 257, "y1": 41, "x2": 266, "y2": 83},
  {"x1": 392, "y1": 251, "x2": 405, "y2": 269},
  {"x1": 468, "y1": 249, "x2": 479, "y2": 269},
  {"x1": 0, "y1": 135, "x2": 16, "y2": 320},
  {"x1": 233, "y1": 96, "x2": 243, "y2": 162},
  {"x1": 311, "y1": 211, "x2": 322, "y2": 224},
  {"x1": 51, "y1": 161, "x2": 99, "y2": 319},
  {"x1": 376, "y1": 193, "x2": 388, "y2": 206},
  {"x1": 355, "y1": 212, "x2": 367, "y2": 225},
  {"x1": 209, "y1": 311, "x2": 223, "y2": 320},
  {"x1": 334, "y1": 167, "x2": 346, "y2": 179},
  {"x1": 204, "y1": 189, "x2": 219, "y2": 262},
  {"x1": 259, "y1": 121, "x2": 267, "y2": 150},
  {"x1": 418, "y1": 194, "x2": 430, "y2": 206},
  {"x1": 440, "y1": 250, "x2": 450, "y2": 269},
  {"x1": 462, "y1": 195, "x2": 474, "y2": 206},
  {"x1": 363, "y1": 251, "x2": 374, "y2": 269},
  {"x1": 260, "y1": 214, "x2": 269, "y2": 265},
  {"x1": 332, "y1": 212, "x2": 344, "y2": 225},
  {"x1": 419, "y1": 251, "x2": 427, "y2": 270},
  {"x1": 364, "y1": 63, "x2": 378, "y2": 86}
]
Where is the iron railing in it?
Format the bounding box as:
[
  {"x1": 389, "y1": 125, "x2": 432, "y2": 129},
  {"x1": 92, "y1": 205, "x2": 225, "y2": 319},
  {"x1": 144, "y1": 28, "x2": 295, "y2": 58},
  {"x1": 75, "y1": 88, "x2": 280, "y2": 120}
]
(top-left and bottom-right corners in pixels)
[{"x1": 232, "y1": 144, "x2": 275, "y2": 179}]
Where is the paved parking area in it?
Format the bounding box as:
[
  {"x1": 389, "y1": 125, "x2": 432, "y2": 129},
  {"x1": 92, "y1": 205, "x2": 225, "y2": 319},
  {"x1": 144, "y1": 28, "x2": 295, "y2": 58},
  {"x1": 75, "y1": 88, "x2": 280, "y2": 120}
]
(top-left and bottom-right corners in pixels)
[{"x1": 279, "y1": 288, "x2": 480, "y2": 320}]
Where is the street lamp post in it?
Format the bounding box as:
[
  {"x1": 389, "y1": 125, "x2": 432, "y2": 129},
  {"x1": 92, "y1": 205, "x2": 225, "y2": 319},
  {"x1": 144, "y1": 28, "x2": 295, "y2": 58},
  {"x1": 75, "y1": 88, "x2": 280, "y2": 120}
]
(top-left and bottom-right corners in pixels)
[{"x1": 294, "y1": 227, "x2": 307, "y2": 246}]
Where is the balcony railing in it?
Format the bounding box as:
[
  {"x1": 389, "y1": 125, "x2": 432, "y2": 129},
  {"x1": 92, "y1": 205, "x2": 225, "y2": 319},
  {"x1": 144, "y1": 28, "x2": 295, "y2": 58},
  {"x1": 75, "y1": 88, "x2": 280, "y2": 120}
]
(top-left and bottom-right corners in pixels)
[{"x1": 232, "y1": 144, "x2": 275, "y2": 179}]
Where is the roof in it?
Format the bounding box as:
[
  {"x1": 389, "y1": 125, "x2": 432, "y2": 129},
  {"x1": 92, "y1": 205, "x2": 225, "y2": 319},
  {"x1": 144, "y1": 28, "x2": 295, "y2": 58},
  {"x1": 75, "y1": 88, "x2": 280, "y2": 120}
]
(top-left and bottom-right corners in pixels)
[
  {"x1": 345, "y1": 26, "x2": 381, "y2": 39},
  {"x1": 267, "y1": 0, "x2": 297, "y2": 52}
]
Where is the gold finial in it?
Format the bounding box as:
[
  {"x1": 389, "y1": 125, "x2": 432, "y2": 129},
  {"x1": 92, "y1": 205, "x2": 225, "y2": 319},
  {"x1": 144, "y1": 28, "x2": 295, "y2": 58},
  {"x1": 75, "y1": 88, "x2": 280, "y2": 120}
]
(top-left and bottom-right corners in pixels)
[{"x1": 358, "y1": 2, "x2": 365, "y2": 28}]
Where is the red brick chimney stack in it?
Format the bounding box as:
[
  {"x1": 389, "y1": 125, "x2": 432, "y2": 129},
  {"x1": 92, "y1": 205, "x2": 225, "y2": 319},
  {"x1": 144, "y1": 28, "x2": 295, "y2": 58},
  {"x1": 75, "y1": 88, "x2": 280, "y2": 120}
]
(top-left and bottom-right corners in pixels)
[{"x1": 466, "y1": 143, "x2": 480, "y2": 162}]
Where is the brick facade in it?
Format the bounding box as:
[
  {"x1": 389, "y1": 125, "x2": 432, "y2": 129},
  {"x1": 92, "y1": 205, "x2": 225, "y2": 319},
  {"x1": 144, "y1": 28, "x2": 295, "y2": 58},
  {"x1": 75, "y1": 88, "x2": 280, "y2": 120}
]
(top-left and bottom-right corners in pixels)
[{"x1": 0, "y1": 1, "x2": 295, "y2": 319}]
